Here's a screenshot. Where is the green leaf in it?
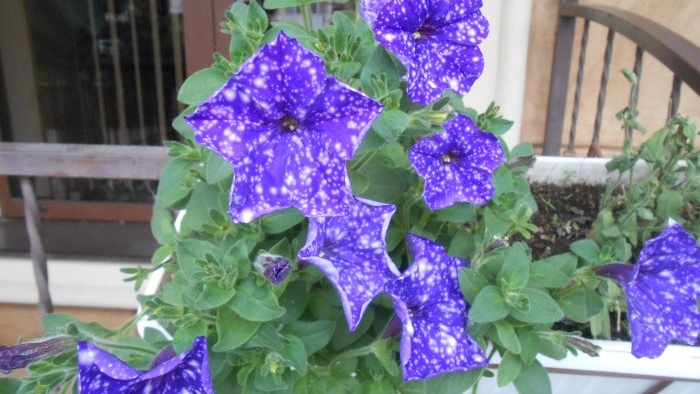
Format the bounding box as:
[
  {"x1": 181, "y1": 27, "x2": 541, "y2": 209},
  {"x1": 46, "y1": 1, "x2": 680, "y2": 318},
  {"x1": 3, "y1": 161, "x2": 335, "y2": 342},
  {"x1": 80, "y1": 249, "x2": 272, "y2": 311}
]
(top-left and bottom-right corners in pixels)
[
  {"x1": 260, "y1": 208, "x2": 305, "y2": 234},
  {"x1": 280, "y1": 334, "x2": 308, "y2": 376},
  {"x1": 570, "y1": 239, "x2": 600, "y2": 264},
  {"x1": 497, "y1": 351, "x2": 523, "y2": 387},
  {"x1": 656, "y1": 190, "x2": 684, "y2": 219},
  {"x1": 284, "y1": 320, "x2": 335, "y2": 355},
  {"x1": 176, "y1": 238, "x2": 215, "y2": 277},
  {"x1": 228, "y1": 277, "x2": 286, "y2": 321},
  {"x1": 349, "y1": 170, "x2": 370, "y2": 195},
  {"x1": 372, "y1": 109, "x2": 410, "y2": 141},
  {"x1": 529, "y1": 260, "x2": 571, "y2": 288},
  {"x1": 459, "y1": 268, "x2": 489, "y2": 303},
  {"x1": 246, "y1": 0, "x2": 269, "y2": 33},
  {"x1": 435, "y1": 203, "x2": 475, "y2": 223},
  {"x1": 401, "y1": 370, "x2": 482, "y2": 393},
  {"x1": 151, "y1": 204, "x2": 175, "y2": 245},
  {"x1": 513, "y1": 360, "x2": 551, "y2": 394},
  {"x1": 156, "y1": 158, "x2": 192, "y2": 208},
  {"x1": 469, "y1": 286, "x2": 509, "y2": 323},
  {"x1": 509, "y1": 288, "x2": 564, "y2": 324},
  {"x1": 173, "y1": 320, "x2": 207, "y2": 353},
  {"x1": 517, "y1": 330, "x2": 540, "y2": 365},
  {"x1": 556, "y1": 286, "x2": 604, "y2": 323},
  {"x1": 497, "y1": 243, "x2": 530, "y2": 291},
  {"x1": 495, "y1": 320, "x2": 521, "y2": 354},
  {"x1": 274, "y1": 280, "x2": 309, "y2": 324},
  {"x1": 178, "y1": 68, "x2": 228, "y2": 105},
  {"x1": 361, "y1": 46, "x2": 402, "y2": 92},
  {"x1": 204, "y1": 151, "x2": 232, "y2": 184},
  {"x1": 195, "y1": 282, "x2": 236, "y2": 310},
  {"x1": 0, "y1": 378, "x2": 21, "y2": 393},
  {"x1": 263, "y1": 0, "x2": 302, "y2": 9},
  {"x1": 214, "y1": 307, "x2": 260, "y2": 352},
  {"x1": 41, "y1": 313, "x2": 113, "y2": 338},
  {"x1": 359, "y1": 156, "x2": 405, "y2": 202}
]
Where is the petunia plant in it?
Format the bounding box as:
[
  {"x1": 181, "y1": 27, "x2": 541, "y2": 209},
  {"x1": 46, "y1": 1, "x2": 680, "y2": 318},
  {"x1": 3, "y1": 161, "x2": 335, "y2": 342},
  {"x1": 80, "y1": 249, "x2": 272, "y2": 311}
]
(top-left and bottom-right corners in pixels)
[{"x1": 2, "y1": 2, "x2": 699, "y2": 394}]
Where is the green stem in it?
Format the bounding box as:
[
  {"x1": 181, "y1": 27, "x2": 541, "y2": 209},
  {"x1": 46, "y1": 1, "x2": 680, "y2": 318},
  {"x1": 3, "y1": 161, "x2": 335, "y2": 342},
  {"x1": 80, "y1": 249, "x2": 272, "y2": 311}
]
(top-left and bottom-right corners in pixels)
[
  {"x1": 111, "y1": 308, "x2": 151, "y2": 338},
  {"x1": 330, "y1": 344, "x2": 374, "y2": 364},
  {"x1": 301, "y1": 3, "x2": 313, "y2": 32}
]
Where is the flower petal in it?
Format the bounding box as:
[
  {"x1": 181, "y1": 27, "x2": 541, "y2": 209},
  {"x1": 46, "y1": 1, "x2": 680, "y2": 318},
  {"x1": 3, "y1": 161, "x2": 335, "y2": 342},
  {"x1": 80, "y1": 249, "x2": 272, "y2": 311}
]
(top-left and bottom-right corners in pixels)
[
  {"x1": 408, "y1": 114, "x2": 503, "y2": 209},
  {"x1": 625, "y1": 224, "x2": 700, "y2": 358},
  {"x1": 384, "y1": 234, "x2": 487, "y2": 380},
  {"x1": 304, "y1": 78, "x2": 383, "y2": 160},
  {"x1": 230, "y1": 134, "x2": 353, "y2": 222},
  {"x1": 77, "y1": 337, "x2": 214, "y2": 394},
  {"x1": 298, "y1": 198, "x2": 399, "y2": 331}
]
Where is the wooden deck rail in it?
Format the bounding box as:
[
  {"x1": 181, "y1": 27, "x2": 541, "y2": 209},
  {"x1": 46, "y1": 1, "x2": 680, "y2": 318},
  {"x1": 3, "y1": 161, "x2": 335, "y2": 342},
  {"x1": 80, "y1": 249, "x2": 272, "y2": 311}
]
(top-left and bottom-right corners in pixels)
[
  {"x1": 543, "y1": 0, "x2": 700, "y2": 155},
  {"x1": 0, "y1": 142, "x2": 169, "y2": 316}
]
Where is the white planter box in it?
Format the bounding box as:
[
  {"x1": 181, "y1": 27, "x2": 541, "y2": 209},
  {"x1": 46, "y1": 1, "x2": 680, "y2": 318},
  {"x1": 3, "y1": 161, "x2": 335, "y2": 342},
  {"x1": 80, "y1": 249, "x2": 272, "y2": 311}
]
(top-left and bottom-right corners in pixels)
[{"x1": 493, "y1": 155, "x2": 700, "y2": 393}]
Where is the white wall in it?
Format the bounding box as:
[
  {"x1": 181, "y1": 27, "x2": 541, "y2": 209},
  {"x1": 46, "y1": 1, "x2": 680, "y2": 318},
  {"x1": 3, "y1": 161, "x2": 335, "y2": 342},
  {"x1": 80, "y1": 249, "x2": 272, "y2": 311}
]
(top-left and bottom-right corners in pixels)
[{"x1": 463, "y1": 0, "x2": 533, "y2": 148}]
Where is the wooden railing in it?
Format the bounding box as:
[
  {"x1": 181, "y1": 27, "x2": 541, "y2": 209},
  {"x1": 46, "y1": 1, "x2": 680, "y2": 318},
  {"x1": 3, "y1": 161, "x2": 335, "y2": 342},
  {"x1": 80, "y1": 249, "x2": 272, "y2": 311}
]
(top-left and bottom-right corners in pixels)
[
  {"x1": 543, "y1": 0, "x2": 700, "y2": 155},
  {"x1": 0, "y1": 142, "x2": 168, "y2": 314}
]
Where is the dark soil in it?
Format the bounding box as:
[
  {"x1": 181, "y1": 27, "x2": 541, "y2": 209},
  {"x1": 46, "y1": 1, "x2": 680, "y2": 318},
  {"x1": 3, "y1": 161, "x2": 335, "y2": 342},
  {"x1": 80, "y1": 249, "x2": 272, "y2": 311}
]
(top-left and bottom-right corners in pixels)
[{"x1": 524, "y1": 183, "x2": 605, "y2": 260}]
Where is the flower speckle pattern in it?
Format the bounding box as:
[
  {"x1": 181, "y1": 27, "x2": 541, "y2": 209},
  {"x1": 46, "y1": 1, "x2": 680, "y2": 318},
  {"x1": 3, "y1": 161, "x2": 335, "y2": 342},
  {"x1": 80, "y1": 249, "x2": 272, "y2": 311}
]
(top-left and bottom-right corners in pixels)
[
  {"x1": 373, "y1": 0, "x2": 488, "y2": 104},
  {"x1": 385, "y1": 234, "x2": 486, "y2": 380},
  {"x1": 624, "y1": 223, "x2": 700, "y2": 358},
  {"x1": 409, "y1": 114, "x2": 503, "y2": 210},
  {"x1": 77, "y1": 336, "x2": 213, "y2": 393},
  {"x1": 298, "y1": 198, "x2": 399, "y2": 331},
  {"x1": 186, "y1": 32, "x2": 383, "y2": 223}
]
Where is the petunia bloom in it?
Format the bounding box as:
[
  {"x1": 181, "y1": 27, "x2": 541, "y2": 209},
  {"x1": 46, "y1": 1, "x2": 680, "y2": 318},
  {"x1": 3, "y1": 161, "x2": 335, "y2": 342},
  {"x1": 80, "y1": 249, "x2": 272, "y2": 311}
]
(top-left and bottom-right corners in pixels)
[
  {"x1": 185, "y1": 32, "x2": 383, "y2": 223},
  {"x1": 595, "y1": 222, "x2": 700, "y2": 358},
  {"x1": 297, "y1": 198, "x2": 399, "y2": 331},
  {"x1": 359, "y1": 0, "x2": 391, "y2": 26},
  {"x1": 373, "y1": 0, "x2": 489, "y2": 104},
  {"x1": 77, "y1": 336, "x2": 214, "y2": 393},
  {"x1": 408, "y1": 114, "x2": 503, "y2": 210},
  {"x1": 384, "y1": 234, "x2": 487, "y2": 380}
]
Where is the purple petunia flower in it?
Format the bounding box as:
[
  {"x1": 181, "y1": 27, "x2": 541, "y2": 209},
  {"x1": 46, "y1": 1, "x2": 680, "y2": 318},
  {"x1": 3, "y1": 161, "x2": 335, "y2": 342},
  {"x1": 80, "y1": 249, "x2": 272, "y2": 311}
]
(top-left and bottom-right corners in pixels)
[
  {"x1": 297, "y1": 198, "x2": 399, "y2": 331},
  {"x1": 77, "y1": 336, "x2": 213, "y2": 393},
  {"x1": 595, "y1": 222, "x2": 700, "y2": 358},
  {"x1": 185, "y1": 32, "x2": 383, "y2": 223},
  {"x1": 360, "y1": 0, "x2": 391, "y2": 26},
  {"x1": 372, "y1": 0, "x2": 489, "y2": 104},
  {"x1": 385, "y1": 234, "x2": 487, "y2": 380},
  {"x1": 408, "y1": 114, "x2": 503, "y2": 210}
]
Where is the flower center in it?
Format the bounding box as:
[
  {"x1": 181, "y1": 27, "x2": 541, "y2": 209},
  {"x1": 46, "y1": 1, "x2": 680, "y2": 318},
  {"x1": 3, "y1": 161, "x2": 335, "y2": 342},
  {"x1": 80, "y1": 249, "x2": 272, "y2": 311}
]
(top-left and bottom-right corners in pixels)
[
  {"x1": 412, "y1": 26, "x2": 434, "y2": 40},
  {"x1": 441, "y1": 154, "x2": 453, "y2": 164},
  {"x1": 282, "y1": 115, "x2": 299, "y2": 132}
]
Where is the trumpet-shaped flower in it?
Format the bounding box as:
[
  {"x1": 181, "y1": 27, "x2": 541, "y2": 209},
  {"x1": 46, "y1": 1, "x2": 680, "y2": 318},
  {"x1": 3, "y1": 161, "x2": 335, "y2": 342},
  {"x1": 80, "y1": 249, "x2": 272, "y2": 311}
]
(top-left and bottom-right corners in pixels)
[
  {"x1": 408, "y1": 114, "x2": 503, "y2": 210},
  {"x1": 298, "y1": 198, "x2": 399, "y2": 331},
  {"x1": 372, "y1": 0, "x2": 489, "y2": 104},
  {"x1": 185, "y1": 32, "x2": 383, "y2": 223},
  {"x1": 384, "y1": 234, "x2": 487, "y2": 380},
  {"x1": 595, "y1": 223, "x2": 700, "y2": 358},
  {"x1": 77, "y1": 336, "x2": 213, "y2": 393}
]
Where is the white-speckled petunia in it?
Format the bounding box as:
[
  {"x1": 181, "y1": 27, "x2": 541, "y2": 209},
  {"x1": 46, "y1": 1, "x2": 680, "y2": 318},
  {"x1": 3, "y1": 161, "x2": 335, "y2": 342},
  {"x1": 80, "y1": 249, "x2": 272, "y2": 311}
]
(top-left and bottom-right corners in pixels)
[
  {"x1": 359, "y1": 0, "x2": 391, "y2": 26},
  {"x1": 185, "y1": 32, "x2": 383, "y2": 223},
  {"x1": 373, "y1": 0, "x2": 488, "y2": 104},
  {"x1": 297, "y1": 198, "x2": 399, "y2": 331},
  {"x1": 77, "y1": 336, "x2": 213, "y2": 393},
  {"x1": 384, "y1": 234, "x2": 487, "y2": 380},
  {"x1": 408, "y1": 114, "x2": 503, "y2": 210},
  {"x1": 596, "y1": 222, "x2": 700, "y2": 358}
]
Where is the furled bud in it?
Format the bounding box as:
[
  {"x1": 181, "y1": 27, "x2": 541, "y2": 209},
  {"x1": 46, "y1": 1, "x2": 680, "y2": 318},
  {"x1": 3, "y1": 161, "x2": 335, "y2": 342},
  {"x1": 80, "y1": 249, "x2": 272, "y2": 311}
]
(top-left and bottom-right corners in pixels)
[
  {"x1": 0, "y1": 336, "x2": 74, "y2": 374},
  {"x1": 254, "y1": 253, "x2": 291, "y2": 285}
]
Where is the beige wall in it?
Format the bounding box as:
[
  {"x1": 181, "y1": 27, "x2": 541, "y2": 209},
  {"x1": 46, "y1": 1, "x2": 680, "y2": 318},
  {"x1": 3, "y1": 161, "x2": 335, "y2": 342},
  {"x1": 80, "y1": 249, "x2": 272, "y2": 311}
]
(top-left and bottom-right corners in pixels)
[{"x1": 523, "y1": 0, "x2": 700, "y2": 155}]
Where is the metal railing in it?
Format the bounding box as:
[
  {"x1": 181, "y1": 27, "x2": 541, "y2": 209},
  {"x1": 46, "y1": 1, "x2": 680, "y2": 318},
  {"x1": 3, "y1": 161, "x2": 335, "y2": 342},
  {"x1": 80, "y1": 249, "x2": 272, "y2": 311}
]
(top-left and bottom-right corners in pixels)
[
  {"x1": 0, "y1": 142, "x2": 168, "y2": 315},
  {"x1": 543, "y1": 0, "x2": 700, "y2": 155}
]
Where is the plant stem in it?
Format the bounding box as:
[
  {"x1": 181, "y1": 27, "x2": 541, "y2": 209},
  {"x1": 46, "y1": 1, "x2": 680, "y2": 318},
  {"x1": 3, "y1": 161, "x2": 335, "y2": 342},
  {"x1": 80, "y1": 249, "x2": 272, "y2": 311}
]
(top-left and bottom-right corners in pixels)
[{"x1": 301, "y1": 3, "x2": 313, "y2": 32}]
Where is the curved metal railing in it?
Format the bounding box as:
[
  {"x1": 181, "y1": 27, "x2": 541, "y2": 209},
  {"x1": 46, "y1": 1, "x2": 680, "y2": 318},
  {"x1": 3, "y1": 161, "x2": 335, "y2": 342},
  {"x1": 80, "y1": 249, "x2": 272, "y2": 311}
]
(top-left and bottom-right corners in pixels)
[{"x1": 543, "y1": 0, "x2": 700, "y2": 155}]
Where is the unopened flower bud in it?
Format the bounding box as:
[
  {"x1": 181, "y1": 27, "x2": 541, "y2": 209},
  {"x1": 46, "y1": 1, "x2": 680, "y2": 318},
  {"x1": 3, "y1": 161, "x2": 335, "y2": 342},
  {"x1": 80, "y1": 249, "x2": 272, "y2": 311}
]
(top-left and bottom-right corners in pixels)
[
  {"x1": 254, "y1": 253, "x2": 291, "y2": 285},
  {"x1": 0, "y1": 336, "x2": 74, "y2": 374}
]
